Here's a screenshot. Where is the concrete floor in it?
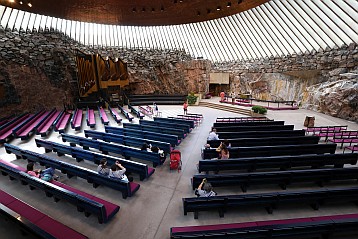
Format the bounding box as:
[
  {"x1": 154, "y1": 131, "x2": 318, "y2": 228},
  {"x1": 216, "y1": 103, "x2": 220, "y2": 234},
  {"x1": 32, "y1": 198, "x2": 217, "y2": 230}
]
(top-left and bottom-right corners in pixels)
[{"x1": 0, "y1": 97, "x2": 357, "y2": 239}]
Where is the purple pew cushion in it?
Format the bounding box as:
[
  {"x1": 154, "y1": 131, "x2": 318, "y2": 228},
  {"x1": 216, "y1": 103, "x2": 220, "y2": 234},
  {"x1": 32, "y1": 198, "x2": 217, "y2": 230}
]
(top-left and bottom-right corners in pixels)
[
  {"x1": 6, "y1": 200, "x2": 45, "y2": 223},
  {"x1": 36, "y1": 216, "x2": 88, "y2": 239},
  {"x1": 147, "y1": 167, "x2": 155, "y2": 177},
  {"x1": 130, "y1": 182, "x2": 140, "y2": 194},
  {"x1": 0, "y1": 190, "x2": 17, "y2": 205},
  {"x1": 172, "y1": 222, "x2": 258, "y2": 233}
]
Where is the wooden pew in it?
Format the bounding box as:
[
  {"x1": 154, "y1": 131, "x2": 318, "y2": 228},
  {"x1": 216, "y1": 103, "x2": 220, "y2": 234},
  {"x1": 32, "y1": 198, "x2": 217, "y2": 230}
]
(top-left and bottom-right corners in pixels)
[
  {"x1": 123, "y1": 123, "x2": 186, "y2": 140},
  {"x1": 36, "y1": 109, "x2": 61, "y2": 137},
  {"x1": 207, "y1": 135, "x2": 320, "y2": 148},
  {"x1": 140, "y1": 119, "x2": 191, "y2": 134},
  {"x1": 62, "y1": 134, "x2": 165, "y2": 167},
  {"x1": 53, "y1": 111, "x2": 71, "y2": 133},
  {"x1": 198, "y1": 153, "x2": 358, "y2": 173},
  {"x1": 13, "y1": 110, "x2": 50, "y2": 140},
  {"x1": 117, "y1": 105, "x2": 134, "y2": 122},
  {"x1": 128, "y1": 104, "x2": 144, "y2": 119},
  {"x1": 171, "y1": 213, "x2": 358, "y2": 238},
  {"x1": 214, "y1": 129, "x2": 306, "y2": 139},
  {"x1": 106, "y1": 126, "x2": 180, "y2": 146},
  {"x1": 183, "y1": 187, "x2": 358, "y2": 219},
  {"x1": 192, "y1": 167, "x2": 358, "y2": 192},
  {"x1": 108, "y1": 105, "x2": 122, "y2": 123},
  {"x1": 97, "y1": 106, "x2": 109, "y2": 125},
  {"x1": 5, "y1": 144, "x2": 140, "y2": 199},
  {"x1": 84, "y1": 130, "x2": 171, "y2": 154},
  {"x1": 86, "y1": 108, "x2": 96, "y2": 128},
  {"x1": 202, "y1": 143, "x2": 337, "y2": 159},
  {"x1": 70, "y1": 109, "x2": 83, "y2": 131},
  {"x1": 0, "y1": 189, "x2": 88, "y2": 239},
  {"x1": 154, "y1": 117, "x2": 195, "y2": 129},
  {"x1": 216, "y1": 116, "x2": 269, "y2": 122},
  {"x1": 0, "y1": 160, "x2": 120, "y2": 224},
  {"x1": 0, "y1": 113, "x2": 31, "y2": 143},
  {"x1": 213, "y1": 120, "x2": 284, "y2": 127},
  {"x1": 214, "y1": 124, "x2": 294, "y2": 132},
  {"x1": 35, "y1": 138, "x2": 155, "y2": 181}
]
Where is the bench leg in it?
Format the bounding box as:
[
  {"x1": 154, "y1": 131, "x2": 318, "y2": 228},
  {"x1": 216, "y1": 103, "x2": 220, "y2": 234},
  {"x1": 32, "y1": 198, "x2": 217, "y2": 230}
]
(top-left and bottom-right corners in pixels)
[
  {"x1": 70, "y1": 143, "x2": 76, "y2": 147},
  {"x1": 219, "y1": 209, "x2": 224, "y2": 218},
  {"x1": 122, "y1": 193, "x2": 128, "y2": 199},
  {"x1": 53, "y1": 197, "x2": 60, "y2": 202},
  {"x1": 311, "y1": 202, "x2": 320, "y2": 210},
  {"x1": 279, "y1": 183, "x2": 287, "y2": 190},
  {"x1": 45, "y1": 149, "x2": 52, "y2": 153},
  {"x1": 83, "y1": 146, "x2": 89, "y2": 150},
  {"x1": 77, "y1": 206, "x2": 84, "y2": 212},
  {"x1": 153, "y1": 163, "x2": 157, "y2": 168},
  {"x1": 139, "y1": 175, "x2": 145, "y2": 181},
  {"x1": 84, "y1": 212, "x2": 91, "y2": 217},
  {"x1": 265, "y1": 206, "x2": 273, "y2": 214},
  {"x1": 240, "y1": 184, "x2": 248, "y2": 193},
  {"x1": 194, "y1": 211, "x2": 199, "y2": 219},
  {"x1": 92, "y1": 183, "x2": 99, "y2": 188},
  {"x1": 57, "y1": 152, "x2": 64, "y2": 156},
  {"x1": 45, "y1": 192, "x2": 53, "y2": 197}
]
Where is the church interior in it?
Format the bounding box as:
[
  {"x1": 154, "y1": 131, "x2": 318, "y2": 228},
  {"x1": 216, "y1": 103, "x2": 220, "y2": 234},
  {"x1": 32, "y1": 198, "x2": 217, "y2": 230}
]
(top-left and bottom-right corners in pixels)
[{"x1": 0, "y1": 0, "x2": 357, "y2": 238}]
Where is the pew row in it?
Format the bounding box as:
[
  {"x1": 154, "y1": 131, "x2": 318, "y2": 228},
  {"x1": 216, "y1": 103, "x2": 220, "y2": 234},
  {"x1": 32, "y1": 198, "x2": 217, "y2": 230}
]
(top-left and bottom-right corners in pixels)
[
  {"x1": 86, "y1": 108, "x2": 96, "y2": 128},
  {"x1": 214, "y1": 129, "x2": 306, "y2": 139},
  {"x1": 140, "y1": 119, "x2": 191, "y2": 134},
  {"x1": 171, "y1": 213, "x2": 358, "y2": 238},
  {"x1": 0, "y1": 189, "x2": 88, "y2": 239},
  {"x1": 108, "y1": 105, "x2": 122, "y2": 123},
  {"x1": 53, "y1": 111, "x2": 71, "y2": 133},
  {"x1": 207, "y1": 135, "x2": 320, "y2": 148},
  {"x1": 5, "y1": 144, "x2": 140, "y2": 199},
  {"x1": 62, "y1": 134, "x2": 165, "y2": 167},
  {"x1": 198, "y1": 153, "x2": 358, "y2": 173},
  {"x1": 117, "y1": 105, "x2": 134, "y2": 122},
  {"x1": 154, "y1": 117, "x2": 195, "y2": 129},
  {"x1": 35, "y1": 139, "x2": 155, "y2": 181},
  {"x1": 123, "y1": 123, "x2": 186, "y2": 140},
  {"x1": 36, "y1": 109, "x2": 61, "y2": 137},
  {"x1": 128, "y1": 104, "x2": 144, "y2": 119},
  {"x1": 213, "y1": 120, "x2": 282, "y2": 127},
  {"x1": 183, "y1": 186, "x2": 358, "y2": 219},
  {"x1": 214, "y1": 124, "x2": 294, "y2": 132},
  {"x1": 0, "y1": 160, "x2": 119, "y2": 223},
  {"x1": 216, "y1": 116, "x2": 269, "y2": 122},
  {"x1": 70, "y1": 109, "x2": 83, "y2": 131},
  {"x1": 13, "y1": 110, "x2": 50, "y2": 140},
  {"x1": 0, "y1": 113, "x2": 31, "y2": 143},
  {"x1": 192, "y1": 167, "x2": 358, "y2": 192},
  {"x1": 85, "y1": 130, "x2": 171, "y2": 154},
  {"x1": 106, "y1": 126, "x2": 179, "y2": 146},
  {"x1": 202, "y1": 143, "x2": 337, "y2": 159},
  {"x1": 98, "y1": 106, "x2": 109, "y2": 125}
]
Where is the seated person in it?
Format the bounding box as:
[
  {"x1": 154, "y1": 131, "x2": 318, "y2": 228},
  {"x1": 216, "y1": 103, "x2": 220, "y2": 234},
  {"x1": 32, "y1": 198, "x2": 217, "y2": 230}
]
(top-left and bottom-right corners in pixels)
[
  {"x1": 26, "y1": 162, "x2": 41, "y2": 178},
  {"x1": 207, "y1": 128, "x2": 219, "y2": 141},
  {"x1": 141, "y1": 143, "x2": 151, "y2": 152},
  {"x1": 40, "y1": 166, "x2": 58, "y2": 181},
  {"x1": 97, "y1": 158, "x2": 110, "y2": 176},
  {"x1": 216, "y1": 141, "x2": 230, "y2": 159},
  {"x1": 151, "y1": 146, "x2": 165, "y2": 158},
  {"x1": 109, "y1": 161, "x2": 133, "y2": 183},
  {"x1": 195, "y1": 178, "x2": 217, "y2": 197}
]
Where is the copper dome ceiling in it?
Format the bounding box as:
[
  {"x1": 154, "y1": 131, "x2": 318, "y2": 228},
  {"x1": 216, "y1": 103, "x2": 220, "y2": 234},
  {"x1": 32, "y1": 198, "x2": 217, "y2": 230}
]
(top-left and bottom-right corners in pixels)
[{"x1": 1, "y1": 0, "x2": 269, "y2": 26}]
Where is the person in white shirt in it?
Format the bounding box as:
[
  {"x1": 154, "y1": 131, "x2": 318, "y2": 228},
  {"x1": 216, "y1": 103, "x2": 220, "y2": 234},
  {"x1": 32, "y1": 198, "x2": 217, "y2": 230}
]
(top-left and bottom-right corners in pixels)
[
  {"x1": 195, "y1": 178, "x2": 217, "y2": 197},
  {"x1": 207, "y1": 128, "x2": 219, "y2": 141},
  {"x1": 109, "y1": 161, "x2": 131, "y2": 183}
]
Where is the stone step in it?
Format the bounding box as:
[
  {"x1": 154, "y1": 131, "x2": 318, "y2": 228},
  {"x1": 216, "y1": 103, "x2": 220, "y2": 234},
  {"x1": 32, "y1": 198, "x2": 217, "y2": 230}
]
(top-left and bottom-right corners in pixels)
[{"x1": 199, "y1": 102, "x2": 252, "y2": 116}]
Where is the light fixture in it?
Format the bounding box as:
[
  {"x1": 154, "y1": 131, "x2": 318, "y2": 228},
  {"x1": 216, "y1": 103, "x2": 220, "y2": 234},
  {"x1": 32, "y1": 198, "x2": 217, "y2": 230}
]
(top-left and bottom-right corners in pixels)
[
  {"x1": 227, "y1": 2, "x2": 231, "y2": 7},
  {"x1": 161, "y1": 5, "x2": 164, "y2": 11},
  {"x1": 8, "y1": 0, "x2": 15, "y2": 3},
  {"x1": 27, "y1": 2, "x2": 32, "y2": 7},
  {"x1": 132, "y1": 7, "x2": 136, "y2": 12},
  {"x1": 142, "y1": 7, "x2": 145, "y2": 12},
  {"x1": 217, "y1": 6, "x2": 221, "y2": 11},
  {"x1": 197, "y1": 11, "x2": 201, "y2": 16},
  {"x1": 19, "y1": 1, "x2": 23, "y2": 4}
]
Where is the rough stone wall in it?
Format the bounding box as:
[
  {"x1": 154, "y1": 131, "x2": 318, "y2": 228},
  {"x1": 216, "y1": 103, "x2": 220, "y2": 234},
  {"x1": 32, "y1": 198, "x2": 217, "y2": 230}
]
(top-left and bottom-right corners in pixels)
[{"x1": 213, "y1": 44, "x2": 358, "y2": 121}]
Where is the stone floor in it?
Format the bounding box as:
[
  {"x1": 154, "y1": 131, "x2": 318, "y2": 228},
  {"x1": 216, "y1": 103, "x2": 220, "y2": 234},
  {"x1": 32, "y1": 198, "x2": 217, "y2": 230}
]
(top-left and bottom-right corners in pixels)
[{"x1": 0, "y1": 97, "x2": 357, "y2": 239}]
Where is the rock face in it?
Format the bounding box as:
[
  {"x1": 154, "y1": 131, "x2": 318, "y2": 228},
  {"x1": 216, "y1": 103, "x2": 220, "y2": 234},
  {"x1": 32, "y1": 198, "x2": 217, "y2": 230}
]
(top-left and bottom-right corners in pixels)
[{"x1": 0, "y1": 27, "x2": 357, "y2": 121}]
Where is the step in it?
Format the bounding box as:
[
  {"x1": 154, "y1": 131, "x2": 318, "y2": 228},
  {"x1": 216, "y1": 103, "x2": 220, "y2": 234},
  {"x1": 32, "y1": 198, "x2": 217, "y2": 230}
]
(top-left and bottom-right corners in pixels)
[{"x1": 199, "y1": 102, "x2": 252, "y2": 116}]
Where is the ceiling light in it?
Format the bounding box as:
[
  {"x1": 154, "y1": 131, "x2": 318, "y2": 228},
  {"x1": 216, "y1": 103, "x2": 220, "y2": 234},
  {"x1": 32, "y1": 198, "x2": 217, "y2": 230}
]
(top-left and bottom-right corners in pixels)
[
  {"x1": 132, "y1": 7, "x2": 136, "y2": 12},
  {"x1": 8, "y1": 0, "x2": 15, "y2": 3},
  {"x1": 197, "y1": 11, "x2": 201, "y2": 16},
  {"x1": 27, "y1": 2, "x2": 32, "y2": 7},
  {"x1": 227, "y1": 2, "x2": 231, "y2": 7},
  {"x1": 19, "y1": 1, "x2": 23, "y2": 4},
  {"x1": 217, "y1": 6, "x2": 221, "y2": 11}
]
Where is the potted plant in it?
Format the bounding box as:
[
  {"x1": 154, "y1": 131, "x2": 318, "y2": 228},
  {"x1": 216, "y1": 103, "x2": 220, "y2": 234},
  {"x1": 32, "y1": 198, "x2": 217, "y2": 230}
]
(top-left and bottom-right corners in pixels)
[
  {"x1": 187, "y1": 93, "x2": 199, "y2": 105},
  {"x1": 251, "y1": 105, "x2": 267, "y2": 115}
]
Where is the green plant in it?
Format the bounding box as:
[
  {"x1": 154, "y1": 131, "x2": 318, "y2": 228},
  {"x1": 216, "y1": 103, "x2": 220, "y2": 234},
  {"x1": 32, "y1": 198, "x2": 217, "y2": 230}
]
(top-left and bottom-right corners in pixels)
[
  {"x1": 187, "y1": 93, "x2": 198, "y2": 105},
  {"x1": 252, "y1": 105, "x2": 267, "y2": 114}
]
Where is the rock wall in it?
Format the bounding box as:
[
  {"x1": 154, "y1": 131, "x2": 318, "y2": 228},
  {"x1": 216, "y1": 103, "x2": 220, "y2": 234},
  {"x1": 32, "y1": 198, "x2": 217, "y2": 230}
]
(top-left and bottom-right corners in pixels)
[
  {"x1": 0, "y1": 25, "x2": 357, "y2": 121},
  {"x1": 213, "y1": 44, "x2": 358, "y2": 121}
]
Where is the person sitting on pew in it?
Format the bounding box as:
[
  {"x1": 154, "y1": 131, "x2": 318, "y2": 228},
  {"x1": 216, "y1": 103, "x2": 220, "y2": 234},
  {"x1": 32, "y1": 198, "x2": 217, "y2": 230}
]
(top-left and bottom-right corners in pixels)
[
  {"x1": 207, "y1": 128, "x2": 219, "y2": 141},
  {"x1": 97, "y1": 158, "x2": 110, "y2": 176},
  {"x1": 151, "y1": 145, "x2": 165, "y2": 158},
  {"x1": 215, "y1": 142, "x2": 230, "y2": 159},
  {"x1": 26, "y1": 162, "x2": 41, "y2": 178},
  {"x1": 40, "y1": 166, "x2": 59, "y2": 181},
  {"x1": 195, "y1": 178, "x2": 217, "y2": 197},
  {"x1": 109, "y1": 161, "x2": 133, "y2": 183},
  {"x1": 141, "y1": 143, "x2": 152, "y2": 152}
]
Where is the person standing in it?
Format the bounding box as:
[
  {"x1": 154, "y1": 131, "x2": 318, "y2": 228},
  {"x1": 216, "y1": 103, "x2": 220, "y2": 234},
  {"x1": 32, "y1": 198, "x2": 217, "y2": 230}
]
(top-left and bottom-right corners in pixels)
[
  {"x1": 183, "y1": 101, "x2": 188, "y2": 115},
  {"x1": 220, "y1": 91, "x2": 225, "y2": 102}
]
